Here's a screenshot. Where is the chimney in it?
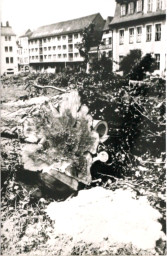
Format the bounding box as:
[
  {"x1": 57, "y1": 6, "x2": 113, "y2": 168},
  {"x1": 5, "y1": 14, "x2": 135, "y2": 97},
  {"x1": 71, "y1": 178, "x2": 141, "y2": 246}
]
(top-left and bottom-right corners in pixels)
[{"x1": 6, "y1": 21, "x2": 9, "y2": 27}]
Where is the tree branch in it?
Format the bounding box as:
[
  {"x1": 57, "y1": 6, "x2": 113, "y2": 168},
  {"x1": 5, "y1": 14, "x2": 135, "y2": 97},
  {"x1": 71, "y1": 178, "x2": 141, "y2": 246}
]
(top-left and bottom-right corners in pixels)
[{"x1": 33, "y1": 83, "x2": 66, "y2": 93}]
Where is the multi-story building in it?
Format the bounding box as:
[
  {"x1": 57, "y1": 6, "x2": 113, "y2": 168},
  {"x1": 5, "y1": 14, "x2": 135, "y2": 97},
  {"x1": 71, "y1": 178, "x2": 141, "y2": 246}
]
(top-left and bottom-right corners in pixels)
[
  {"x1": 89, "y1": 17, "x2": 113, "y2": 65},
  {"x1": 27, "y1": 13, "x2": 105, "y2": 71},
  {"x1": 0, "y1": 22, "x2": 18, "y2": 75},
  {"x1": 110, "y1": 0, "x2": 166, "y2": 75},
  {"x1": 17, "y1": 29, "x2": 32, "y2": 72},
  {"x1": 99, "y1": 16, "x2": 113, "y2": 59}
]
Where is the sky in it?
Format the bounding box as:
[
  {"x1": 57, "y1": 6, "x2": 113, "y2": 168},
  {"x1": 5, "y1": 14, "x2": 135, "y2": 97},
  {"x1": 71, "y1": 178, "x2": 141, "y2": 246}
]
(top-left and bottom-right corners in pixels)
[{"x1": 0, "y1": 0, "x2": 116, "y2": 36}]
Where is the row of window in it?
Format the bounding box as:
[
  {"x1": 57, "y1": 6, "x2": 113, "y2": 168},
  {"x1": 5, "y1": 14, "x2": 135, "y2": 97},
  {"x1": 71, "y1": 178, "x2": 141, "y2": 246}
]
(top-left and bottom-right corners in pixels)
[
  {"x1": 5, "y1": 46, "x2": 13, "y2": 52},
  {"x1": 119, "y1": 53, "x2": 161, "y2": 70},
  {"x1": 30, "y1": 52, "x2": 80, "y2": 60},
  {"x1": 19, "y1": 57, "x2": 29, "y2": 63},
  {"x1": 29, "y1": 33, "x2": 80, "y2": 45},
  {"x1": 103, "y1": 37, "x2": 112, "y2": 45},
  {"x1": 5, "y1": 36, "x2": 11, "y2": 41},
  {"x1": 119, "y1": 24, "x2": 161, "y2": 45},
  {"x1": 102, "y1": 51, "x2": 112, "y2": 58},
  {"x1": 121, "y1": 0, "x2": 163, "y2": 16},
  {"x1": 6, "y1": 57, "x2": 14, "y2": 63},
  {"x1": 29, "y1": 44, "x2": 78, "y2": 52}
]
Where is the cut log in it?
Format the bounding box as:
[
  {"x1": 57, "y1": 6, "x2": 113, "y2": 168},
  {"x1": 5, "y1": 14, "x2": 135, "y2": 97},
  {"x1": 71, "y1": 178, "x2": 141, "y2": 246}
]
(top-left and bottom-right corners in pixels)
[
  {"x1": 1, "y1": 90, "x2": 110, "y2": 196},
  {"x1": 92, "y1": 120, "x2": 109, "y2": 143}
]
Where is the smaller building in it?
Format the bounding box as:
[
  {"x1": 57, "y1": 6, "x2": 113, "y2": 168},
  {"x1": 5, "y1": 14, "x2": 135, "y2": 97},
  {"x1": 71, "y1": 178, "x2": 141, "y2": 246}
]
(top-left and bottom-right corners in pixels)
[
  {"x1": 17, "y1": 29, "x2": 32, "y2": 72},
  {"x1": 99, "y1": 16, "x2": 113, "y2": 59},
  {"x1": 0, "y1": 22, "x2": 18, "y2": 75},
  {"x1": 89, "y1": 16, "x2": 113, "y2": 65}
]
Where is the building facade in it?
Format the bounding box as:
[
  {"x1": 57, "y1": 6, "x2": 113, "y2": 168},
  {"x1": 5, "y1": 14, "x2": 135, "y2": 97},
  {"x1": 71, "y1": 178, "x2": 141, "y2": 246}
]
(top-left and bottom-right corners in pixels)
[
  {"x1": 99, "y1": 16, "x2": 113, "y2": 59},
  {"x1": 17, "y1": 29, "x2": 32, "y2": 72},
  {"x1": 0, "y1": 22, "x2": 18, "y2": 75},
  {"x1": 89, "y1": 17, "x2": 113, "y2": 66},
  {"x1": 110, "y1": 0, "x2": 166, "y2": 75},
  {"x1": 27, "y1": 13, "x2": 105, "y2": 71}
]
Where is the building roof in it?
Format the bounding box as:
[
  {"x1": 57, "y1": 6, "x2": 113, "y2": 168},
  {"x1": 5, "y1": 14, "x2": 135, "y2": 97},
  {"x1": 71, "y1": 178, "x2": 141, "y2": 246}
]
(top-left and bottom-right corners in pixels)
[
  {"x1": 1, "y1": 26, "x2": 16, "y2": 36},
  {"x1": 103, "y1": 16, "x2": 113, "y2": 31},
  {"x1": 30, "y1": 13, "x2": 102, "y2": 39},
  {"x1": 19, "y1": 29, "x2": 32, "y2": 38},
  {"x1": 110, "y1": 3, "x2": 166, "y2": 27}
]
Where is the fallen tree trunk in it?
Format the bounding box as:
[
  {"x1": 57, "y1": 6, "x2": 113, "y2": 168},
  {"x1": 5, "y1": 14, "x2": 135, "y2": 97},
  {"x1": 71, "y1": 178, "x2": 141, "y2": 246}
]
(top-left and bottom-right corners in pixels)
[{"x1": 1, "y1": 90, "x2": 109, "y2": 196}]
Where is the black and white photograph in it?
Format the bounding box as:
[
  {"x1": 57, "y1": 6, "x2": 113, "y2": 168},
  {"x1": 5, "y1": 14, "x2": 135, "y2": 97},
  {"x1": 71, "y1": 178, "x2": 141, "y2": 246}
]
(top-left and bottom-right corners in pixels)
[{"x1": 0, "y1": 0, "x2": 166, "y2": 255}]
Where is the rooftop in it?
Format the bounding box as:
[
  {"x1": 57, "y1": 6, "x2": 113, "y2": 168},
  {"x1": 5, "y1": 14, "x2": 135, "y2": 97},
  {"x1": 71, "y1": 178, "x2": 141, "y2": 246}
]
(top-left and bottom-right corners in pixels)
[
  {"x1": 19, "y1": 29, "x2": 32, "y2": 38},
  {"x1": 110, "y1": 3, "x2": 166, "y2": 27},
  {"x1": 103, "y1": 16, "x2": 113, "y2": 31},
  {"x1": 30, "y1": 13, "x2": 103, "y2": 39},
  {"x1": 1, "y1": 22, "x2": 16, "y2": 36}
]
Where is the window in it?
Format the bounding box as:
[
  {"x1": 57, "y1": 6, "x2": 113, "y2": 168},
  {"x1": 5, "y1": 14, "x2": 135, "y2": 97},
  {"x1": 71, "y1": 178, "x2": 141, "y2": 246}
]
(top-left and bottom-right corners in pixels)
[
  {"x1": 43, "y1": 39, "x2": 46, "y2": 43},
  {"x1": 103, "y1": 38, "x2": 106, "y2": 45},
  {"x1": 58, "y1": 45, "x2": 61, "y2": 50},
  {"x1": 53, "y1": 54, "x2": 56, "y2": 58},
  {"x1": 5, "y1": 36, "x2": 11, "y2": 41},
  {"x1": 53, "y1": 46, "x2": 56, "y2": 50},
  {"x1": 57, "y1": 36, "x2": 61, "y2": 41},
  {"x1": 48, "y1": 38, "x2": 51, "y2": 42},
  {"x1": 63, "y1": 54, "x2": 67, "y2": 58},
  {"x1": 157, "y1": 0, "x2": 162, "y2": 10},
  {"x1": 48, "y1": 55, "x2": 51, "y2": 59},
  {"x1": 136, "y1": 26, "x2": 142, "y2": 43},
  {"x1": 155, "y1": 54, "x2": 160, "y2": 70},
  {"x1": 121, "y1": 4, "x2": 126, "y2": 16},
  {"x1": 35, "y1": 48, "x2": 38, "y2": 52},
  {"x1": 9, "y1": 46, "x2": 12, "y2": 52},
  {"x1": 108, "y1": 51, "x2": 112, "y2": 57},
  {"x1": 44, "y1": 55, "x2": 47, "y2": 59},
  {"x1": 10, "y1": 57, "x2": 13, "y2": 63},
  {"x1": 6, "y1": 57, "x2": 9, "y2": 63},
  {"x1": 119, "y1": 55, "x2": 124, "y2": 63},
  {"x1": 58, "y1": 54, "x2": 61, "y2": 58},
  {"x1": 62, "y1": 35, "x2": 66, "y2": 40},
  {"x1": 119, "y1": 30, "x2": 124, "y2": 45},
  {"x1": 128, "y1": 2, "x2": 134, "y2": 14},
  {"x1": 63, "y1": 45, "x2": 66, "y2": 49},
  {"x1": 136, "y1": 0, "x2": 142, "y2": 12},
  {"x1": 35, "y1": 56, "x2": 38, "y2": 59},
  {"x1": 103, "y1": 52, "x2": 107, "y2": 57},
  {"x1": 48, "y1": 47, "x2": 51, "y2": 51},
  {"x1": 44, "y1": 47, "x2": 47, "y2": 51},
  {"x1": 5, "y1": 46, "x2": 8, "y2": 52},
  {"x1": 146, "y1": 25, "x2": 152, "y2": 41},
  {"x1": 74, "y1": 53, "x2": 78, "y2": 57},
  {"x1": 74, "y1": 33, "x2": 78, "y2": 39},
  {"x1": 129, "y1": 28, "x2": 134, "y2": 43},
  {"x1": 148, "y1": 0, "x2": 153, "y2": 12},
  {"x1": 109, "y1": 37, "x2": 112, "y2": 45},
  {"x1": 32, "y1": 56, "x2": 34, "y2": 60},
  {"x1": 155, "y1": 24, "x2": 161, "y2": 41}
]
